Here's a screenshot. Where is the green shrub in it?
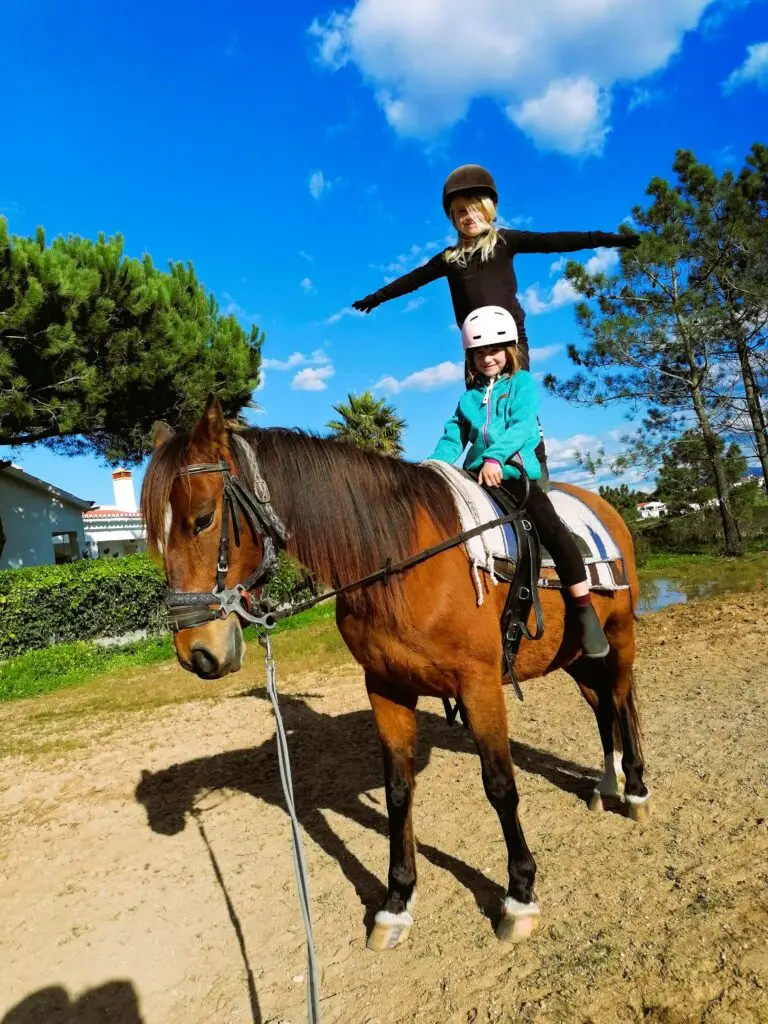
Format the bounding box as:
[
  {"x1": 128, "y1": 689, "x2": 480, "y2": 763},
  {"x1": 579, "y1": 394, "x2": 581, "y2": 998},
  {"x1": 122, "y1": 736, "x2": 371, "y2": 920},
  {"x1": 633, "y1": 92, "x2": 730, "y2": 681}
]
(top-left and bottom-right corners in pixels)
[
  {"x1": 0, "y1": 550, "x2": 319, "y2": 659},
  {"x1": 262, "y1": 551, "x2": 316, "y2": 606},
  {"x1": 0, "y1": 554, "x2": 166, "y2": 659}
]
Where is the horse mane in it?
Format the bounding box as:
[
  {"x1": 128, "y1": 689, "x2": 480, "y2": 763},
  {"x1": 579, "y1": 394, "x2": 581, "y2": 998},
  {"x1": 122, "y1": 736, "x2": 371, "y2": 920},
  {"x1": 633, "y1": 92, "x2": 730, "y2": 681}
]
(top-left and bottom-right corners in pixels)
[
  {"x1": 246, "y1": 428, "x2": 458, "y2": 614},
  {"x1": 142, "y1": 426, "x2": 460, "y2": 616}
]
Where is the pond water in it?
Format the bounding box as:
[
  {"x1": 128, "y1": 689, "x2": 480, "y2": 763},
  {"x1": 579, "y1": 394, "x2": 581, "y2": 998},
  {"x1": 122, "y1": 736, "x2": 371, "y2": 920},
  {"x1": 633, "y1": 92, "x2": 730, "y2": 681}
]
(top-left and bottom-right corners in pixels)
[{"x1": 637, "y1": 570, "x2": 764, "y2": 614}]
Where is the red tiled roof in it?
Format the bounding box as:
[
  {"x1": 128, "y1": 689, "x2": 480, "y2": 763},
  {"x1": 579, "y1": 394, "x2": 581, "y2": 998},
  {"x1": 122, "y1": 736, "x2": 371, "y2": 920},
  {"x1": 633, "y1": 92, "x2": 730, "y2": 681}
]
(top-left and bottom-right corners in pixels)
[{"x1": 83, "y1": 508, "x2": 144, "y2": 520}]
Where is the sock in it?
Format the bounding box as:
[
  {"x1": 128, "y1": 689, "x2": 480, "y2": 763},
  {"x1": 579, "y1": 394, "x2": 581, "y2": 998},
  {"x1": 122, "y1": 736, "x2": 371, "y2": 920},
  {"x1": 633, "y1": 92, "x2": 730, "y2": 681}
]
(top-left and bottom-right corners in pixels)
[{"x1": 573, "y1": 592, "x2": 592, "y2": 607}]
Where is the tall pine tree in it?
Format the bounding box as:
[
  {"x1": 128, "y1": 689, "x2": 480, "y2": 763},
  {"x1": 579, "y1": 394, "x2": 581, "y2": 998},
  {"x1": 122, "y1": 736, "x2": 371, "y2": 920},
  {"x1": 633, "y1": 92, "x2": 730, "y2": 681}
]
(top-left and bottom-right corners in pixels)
[{"x1": 0, "y1": 218, "x2": 263, "y2": 462}]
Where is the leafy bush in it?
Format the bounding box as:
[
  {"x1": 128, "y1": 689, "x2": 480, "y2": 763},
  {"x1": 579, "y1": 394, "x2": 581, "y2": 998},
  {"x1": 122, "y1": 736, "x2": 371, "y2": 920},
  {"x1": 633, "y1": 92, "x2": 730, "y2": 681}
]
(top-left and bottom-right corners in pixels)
[
  {"x1": 0, "y1": 550, "x2": 319, "y2": 659},
  {"x1": 0, "y1": 554, "x2": 166, "y2": 658},
  {"x1": 262, "y1": 552, "x2": 316, "y2": 607}
]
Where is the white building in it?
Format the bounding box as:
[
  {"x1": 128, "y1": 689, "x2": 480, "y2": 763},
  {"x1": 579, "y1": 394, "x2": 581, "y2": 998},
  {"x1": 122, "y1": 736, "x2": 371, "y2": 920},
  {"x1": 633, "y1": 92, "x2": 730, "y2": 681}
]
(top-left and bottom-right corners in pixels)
[
  {"x1": 0, "y1": 461, "x2": 93, "y2": 569},
  {"x1": 636, "y1": 500, "x2": 667, "y2": 520},
  {"x1": 83, "y1": 468, "x2": 147, "y2": 558}
]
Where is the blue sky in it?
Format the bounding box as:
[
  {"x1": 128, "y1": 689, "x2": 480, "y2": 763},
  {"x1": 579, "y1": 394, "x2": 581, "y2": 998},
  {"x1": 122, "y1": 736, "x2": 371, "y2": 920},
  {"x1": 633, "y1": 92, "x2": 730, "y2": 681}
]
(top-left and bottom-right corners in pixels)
[{"x1": 1, "y1": 0, "x2": 767, "y2": 505}]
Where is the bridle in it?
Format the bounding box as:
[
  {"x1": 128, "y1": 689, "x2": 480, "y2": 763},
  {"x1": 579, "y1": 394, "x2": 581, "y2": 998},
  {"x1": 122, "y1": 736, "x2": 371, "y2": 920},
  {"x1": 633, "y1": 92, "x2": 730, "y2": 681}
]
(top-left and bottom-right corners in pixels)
[{"x1": 165, "y1": 453, "x2": 287, "y2": 633}]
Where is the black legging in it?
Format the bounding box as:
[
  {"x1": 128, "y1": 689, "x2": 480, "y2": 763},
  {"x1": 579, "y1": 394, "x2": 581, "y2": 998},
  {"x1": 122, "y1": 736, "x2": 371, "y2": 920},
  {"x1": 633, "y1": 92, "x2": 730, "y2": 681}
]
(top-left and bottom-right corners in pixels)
[{"x1": 499, "y1": 476, "x2": 586, "y2": 587}]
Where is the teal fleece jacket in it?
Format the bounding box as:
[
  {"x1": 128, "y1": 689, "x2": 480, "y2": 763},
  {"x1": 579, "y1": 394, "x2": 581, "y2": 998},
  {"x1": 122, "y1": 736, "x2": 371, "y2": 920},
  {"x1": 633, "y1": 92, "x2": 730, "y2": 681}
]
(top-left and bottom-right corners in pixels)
[{"x1": 430, "y1": 370, "x2": 542, "y2": 481}]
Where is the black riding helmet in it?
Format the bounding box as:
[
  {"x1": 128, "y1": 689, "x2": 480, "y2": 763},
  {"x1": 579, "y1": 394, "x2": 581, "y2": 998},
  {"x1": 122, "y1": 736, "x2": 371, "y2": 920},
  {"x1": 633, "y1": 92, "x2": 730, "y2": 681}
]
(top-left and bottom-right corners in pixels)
[{"x1": 442, "y1": 164, "x2": 498, "y2": 217}]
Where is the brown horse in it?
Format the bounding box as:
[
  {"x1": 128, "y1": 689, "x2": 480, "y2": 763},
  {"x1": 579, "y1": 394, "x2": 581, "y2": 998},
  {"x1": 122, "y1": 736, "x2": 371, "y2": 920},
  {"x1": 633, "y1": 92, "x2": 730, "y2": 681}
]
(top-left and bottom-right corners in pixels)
[{"x1": 141, "y1": 397, "x2": 649, "y2": 951}]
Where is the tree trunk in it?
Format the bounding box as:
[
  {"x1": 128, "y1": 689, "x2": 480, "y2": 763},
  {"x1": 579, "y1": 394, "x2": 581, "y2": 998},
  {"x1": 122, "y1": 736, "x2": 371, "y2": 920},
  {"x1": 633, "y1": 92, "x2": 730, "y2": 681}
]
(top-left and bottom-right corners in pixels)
[
  {"x1": 737, "y1": 341, "x2": 768, "y2": 492},
  {"x1": 0, "y1": 515, "x2": 5, "y2": 561},
  {"x1": 690, "y1": 386, "x2": 744, "y2": 556}
]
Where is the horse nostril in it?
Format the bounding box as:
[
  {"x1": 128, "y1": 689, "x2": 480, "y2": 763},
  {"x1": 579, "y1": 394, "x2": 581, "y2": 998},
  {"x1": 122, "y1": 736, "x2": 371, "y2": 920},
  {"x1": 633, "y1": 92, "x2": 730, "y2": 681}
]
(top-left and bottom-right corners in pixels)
[{"x1": 190, "y1": 646, "x2": 220, "y2": 678}]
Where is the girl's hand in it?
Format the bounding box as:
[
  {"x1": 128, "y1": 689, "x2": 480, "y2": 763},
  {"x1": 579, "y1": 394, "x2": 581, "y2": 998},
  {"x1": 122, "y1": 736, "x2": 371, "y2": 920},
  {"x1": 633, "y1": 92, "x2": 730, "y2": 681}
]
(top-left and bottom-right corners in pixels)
[
  {"x1": 352, "y1": 295, "x2": 378, "y2": 314},
  {"x1": 478, "y1": 461, "x2": 503, "y2": 487}
]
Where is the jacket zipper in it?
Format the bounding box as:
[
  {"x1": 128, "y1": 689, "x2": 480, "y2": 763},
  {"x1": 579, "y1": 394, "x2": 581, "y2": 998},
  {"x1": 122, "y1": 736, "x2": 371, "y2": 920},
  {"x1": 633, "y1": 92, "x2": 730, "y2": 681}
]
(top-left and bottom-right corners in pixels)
[{"x1": 482, "y1": 379, "x2": 493, "y2": 448}]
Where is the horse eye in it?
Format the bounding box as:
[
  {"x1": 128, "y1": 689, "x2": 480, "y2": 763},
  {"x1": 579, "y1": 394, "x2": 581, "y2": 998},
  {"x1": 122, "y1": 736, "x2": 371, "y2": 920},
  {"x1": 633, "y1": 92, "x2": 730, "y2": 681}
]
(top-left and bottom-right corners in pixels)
[{"x1": 193, "y1": 511, "x2": 215, "y2": 535}]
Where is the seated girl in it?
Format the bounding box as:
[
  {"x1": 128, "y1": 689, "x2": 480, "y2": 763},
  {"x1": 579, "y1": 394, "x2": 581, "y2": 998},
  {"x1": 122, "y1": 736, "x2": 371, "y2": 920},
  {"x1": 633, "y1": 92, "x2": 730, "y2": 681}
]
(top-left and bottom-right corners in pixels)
[{"x1": 430, "y1": 305, "x2": 609, "y2": 659}]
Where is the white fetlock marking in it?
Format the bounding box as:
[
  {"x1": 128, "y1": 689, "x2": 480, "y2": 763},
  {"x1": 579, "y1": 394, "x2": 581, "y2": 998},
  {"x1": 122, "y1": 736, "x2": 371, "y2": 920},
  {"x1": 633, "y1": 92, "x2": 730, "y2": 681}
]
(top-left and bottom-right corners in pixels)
[
  {"x1": 502, "y1": 897, "x2": 541, "y2": 919},
  {"x1": 374, "y1": 909, "x2": 414, "y2": 929},
  {"x1": 597, "y1": 750, "x2": 626, "y2": 798},
  {"x1": 626, "y1": 793, "x2": 650, "y2": 806}
]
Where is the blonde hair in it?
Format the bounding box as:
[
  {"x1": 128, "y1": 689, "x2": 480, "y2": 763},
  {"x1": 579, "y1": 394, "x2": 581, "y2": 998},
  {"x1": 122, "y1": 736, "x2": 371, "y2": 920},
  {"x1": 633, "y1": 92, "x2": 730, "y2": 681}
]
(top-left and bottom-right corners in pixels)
[
  {"x1": 444, "y1": 195, "x2": 501, "y2": 266},
  {"x1": 466, "y1": 344, "x2": 521, "y2": 383}
]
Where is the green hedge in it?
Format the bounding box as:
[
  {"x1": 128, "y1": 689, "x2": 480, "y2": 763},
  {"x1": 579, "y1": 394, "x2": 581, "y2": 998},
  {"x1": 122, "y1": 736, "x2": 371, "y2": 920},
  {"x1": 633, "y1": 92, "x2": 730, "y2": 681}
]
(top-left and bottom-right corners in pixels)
[
  {"x1": 0, "y1": 555, "x2": 166, "y2": 659},
  {"x1": 0, "y1": 550, "x2": 316, "y2": 659}
]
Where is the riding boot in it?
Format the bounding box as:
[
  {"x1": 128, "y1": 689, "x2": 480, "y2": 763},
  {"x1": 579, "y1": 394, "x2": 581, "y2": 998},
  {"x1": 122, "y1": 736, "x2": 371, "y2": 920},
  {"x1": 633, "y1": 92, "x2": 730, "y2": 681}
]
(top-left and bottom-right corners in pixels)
[{"x1": 575, "y1": 600, "x2": 610, "y2": 658}]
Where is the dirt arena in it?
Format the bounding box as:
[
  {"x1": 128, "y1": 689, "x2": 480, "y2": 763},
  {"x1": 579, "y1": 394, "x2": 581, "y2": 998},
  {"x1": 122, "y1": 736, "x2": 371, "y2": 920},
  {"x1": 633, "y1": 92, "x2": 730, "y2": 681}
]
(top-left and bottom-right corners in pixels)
[{"x1": 1, "y1": 589, "x2": 766, "y2": 1023}]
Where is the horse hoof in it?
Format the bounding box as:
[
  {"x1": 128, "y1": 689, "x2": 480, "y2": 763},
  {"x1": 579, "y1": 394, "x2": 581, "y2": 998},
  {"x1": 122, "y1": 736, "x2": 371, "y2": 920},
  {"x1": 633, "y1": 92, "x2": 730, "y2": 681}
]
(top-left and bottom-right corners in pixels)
[
  {"x1": 495, "y1": 898, "x2": 541, "y2": 944},
  {"x1": 627, "y1": 795, "x2": 651, "y2": 823},
  {"x1": 588, "y1": 791, "x2": 605, "y2": 813},
  {"x1": 366, "y1": 910, "x2": 413, "y2": 952}
]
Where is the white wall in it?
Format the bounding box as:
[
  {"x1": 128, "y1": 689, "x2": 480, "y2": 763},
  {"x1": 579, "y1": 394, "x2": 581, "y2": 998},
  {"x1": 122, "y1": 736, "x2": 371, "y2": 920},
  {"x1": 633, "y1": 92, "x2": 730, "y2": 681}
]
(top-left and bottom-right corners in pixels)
[
  {"x1": 84, "y1": 525, "x2": 146, "y2": 559},
  {"x1": 0, "y1": 475, "x2": 87, "y2": 569}
]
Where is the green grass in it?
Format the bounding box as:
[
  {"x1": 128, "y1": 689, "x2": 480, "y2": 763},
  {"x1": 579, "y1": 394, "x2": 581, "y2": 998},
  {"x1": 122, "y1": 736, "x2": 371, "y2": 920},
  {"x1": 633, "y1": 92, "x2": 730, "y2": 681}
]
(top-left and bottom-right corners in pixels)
[
  {"x1": 0, "y1": 635, "x2": 175, "y2": 702},
  {"x1": 639, "y1": 549, "x2": 768, "y2": 581},
  {"x1": 0, "y1": 600, "x2": 346, "y2": 704}
]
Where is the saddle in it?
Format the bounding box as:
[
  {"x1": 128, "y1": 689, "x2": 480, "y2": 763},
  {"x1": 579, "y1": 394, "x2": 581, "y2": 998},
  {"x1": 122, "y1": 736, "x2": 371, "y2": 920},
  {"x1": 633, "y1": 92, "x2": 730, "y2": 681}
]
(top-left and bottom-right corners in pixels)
[{"x1": 442, "y1": 482, "x2": 544, "y2": 725}]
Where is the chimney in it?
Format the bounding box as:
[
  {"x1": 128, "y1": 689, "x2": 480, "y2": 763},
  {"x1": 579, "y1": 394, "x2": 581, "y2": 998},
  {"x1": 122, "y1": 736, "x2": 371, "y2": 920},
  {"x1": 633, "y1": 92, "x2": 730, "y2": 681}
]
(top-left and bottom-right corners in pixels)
[{"x1": 112, "y1": 468, "x2": 137, "y2": 512}]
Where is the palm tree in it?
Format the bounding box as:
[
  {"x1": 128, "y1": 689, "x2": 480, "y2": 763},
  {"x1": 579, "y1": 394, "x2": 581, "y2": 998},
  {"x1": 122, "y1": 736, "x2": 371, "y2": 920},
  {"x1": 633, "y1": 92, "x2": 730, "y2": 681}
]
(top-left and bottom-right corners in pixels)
[{"x1": 326, "y1": 390, "x2": 407, "y2": 457}]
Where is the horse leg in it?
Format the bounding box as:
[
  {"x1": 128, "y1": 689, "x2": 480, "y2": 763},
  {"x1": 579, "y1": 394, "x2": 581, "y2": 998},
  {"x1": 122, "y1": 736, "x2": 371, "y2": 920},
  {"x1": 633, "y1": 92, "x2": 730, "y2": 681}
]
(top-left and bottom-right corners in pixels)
[
  {"x1": 461, "y1": 677, "x2": 540, "y2": 943},
  {"x1": 566, "y1": 657, "x2": 625, "y2": 811},
  {"x1": 568, "y1": 654, "x2": 650, "y2": 821},
  {"x1": 614, "y1": 669, "x2": 650, "y2": 821},
  {"x1": 365, "y1": 675, "x2": 418, "y2": 952}
]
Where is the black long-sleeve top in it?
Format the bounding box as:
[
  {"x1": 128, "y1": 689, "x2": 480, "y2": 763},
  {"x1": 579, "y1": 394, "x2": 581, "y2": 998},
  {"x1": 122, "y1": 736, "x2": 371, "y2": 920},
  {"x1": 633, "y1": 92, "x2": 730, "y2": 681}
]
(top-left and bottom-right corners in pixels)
[{"x1": 364, "y1": 228, "x2": 630, "y2": 370}]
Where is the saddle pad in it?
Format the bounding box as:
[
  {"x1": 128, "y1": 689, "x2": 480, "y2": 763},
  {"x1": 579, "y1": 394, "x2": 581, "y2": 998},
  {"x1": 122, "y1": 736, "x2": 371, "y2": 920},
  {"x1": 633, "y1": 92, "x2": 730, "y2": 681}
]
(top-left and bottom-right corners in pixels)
[{"x1": 423, "y1": 460, "x2": 629, "y2": 599}]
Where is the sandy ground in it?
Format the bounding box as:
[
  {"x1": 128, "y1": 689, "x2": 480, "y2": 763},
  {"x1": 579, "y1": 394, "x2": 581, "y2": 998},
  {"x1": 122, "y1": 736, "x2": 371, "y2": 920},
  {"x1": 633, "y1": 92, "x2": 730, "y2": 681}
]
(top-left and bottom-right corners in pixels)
[{"x1": 1, "y1": 590, "x2": 767, "y2": 1024}]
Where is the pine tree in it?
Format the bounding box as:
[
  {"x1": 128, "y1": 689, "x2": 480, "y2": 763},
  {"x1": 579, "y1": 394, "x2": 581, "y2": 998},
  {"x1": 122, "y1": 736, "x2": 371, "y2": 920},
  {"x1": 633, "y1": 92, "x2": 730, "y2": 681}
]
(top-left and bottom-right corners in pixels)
[
  {"x1": 544, "y1": 156, "x2": 751, "y2": 556},
  {"x1": 0, "y1": 218, "x2": 262, "y2": 461},
  {"x1": 326, "y1": 391, "x2": 407, "y2": 456}
]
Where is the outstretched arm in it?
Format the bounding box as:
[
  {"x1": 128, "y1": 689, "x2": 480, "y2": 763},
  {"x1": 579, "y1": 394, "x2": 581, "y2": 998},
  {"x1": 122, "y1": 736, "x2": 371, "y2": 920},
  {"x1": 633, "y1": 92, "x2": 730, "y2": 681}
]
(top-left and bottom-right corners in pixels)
[
  {"x1": 352, "y1": 253, "x2": 447, "y2": 313},
  {"x1": 500, "y1": 227, "x2": 639, "y2": 256}
]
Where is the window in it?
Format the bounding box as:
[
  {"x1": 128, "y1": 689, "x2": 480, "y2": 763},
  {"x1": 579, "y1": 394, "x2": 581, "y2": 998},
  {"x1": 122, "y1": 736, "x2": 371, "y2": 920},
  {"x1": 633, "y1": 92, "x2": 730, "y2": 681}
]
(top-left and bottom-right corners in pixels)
[{"x1": 52, "y1": 532, "x2": 78, "y2": 564}]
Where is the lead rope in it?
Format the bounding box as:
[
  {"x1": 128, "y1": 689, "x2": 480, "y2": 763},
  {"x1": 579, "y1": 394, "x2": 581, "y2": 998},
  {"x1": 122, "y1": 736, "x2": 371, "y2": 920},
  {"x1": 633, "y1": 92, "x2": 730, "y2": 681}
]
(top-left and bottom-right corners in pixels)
[{"x1": 259, "y1": 627, "x2": 322, "y2": 1024}]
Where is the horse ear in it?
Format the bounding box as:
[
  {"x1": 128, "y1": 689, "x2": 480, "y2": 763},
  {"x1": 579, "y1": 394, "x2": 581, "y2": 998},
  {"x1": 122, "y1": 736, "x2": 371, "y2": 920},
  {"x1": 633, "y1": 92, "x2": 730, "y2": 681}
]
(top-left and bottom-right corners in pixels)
[
  {"x1": 153, "y1": 421, "x2": 174, "y2": 448},
  {"x1": 191, "y1": 394, "x2": 228, "y2": 452}
]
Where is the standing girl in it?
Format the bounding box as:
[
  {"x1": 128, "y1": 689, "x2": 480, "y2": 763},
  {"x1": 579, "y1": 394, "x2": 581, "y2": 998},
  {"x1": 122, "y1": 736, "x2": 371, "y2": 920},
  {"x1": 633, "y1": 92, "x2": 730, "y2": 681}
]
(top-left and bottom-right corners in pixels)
[
  {"x1": 353, "y1": 164, "x2": 638, "y2": 477},
  {"x1": 430, "y1": 305, "x2": 609, "y2": 659}
]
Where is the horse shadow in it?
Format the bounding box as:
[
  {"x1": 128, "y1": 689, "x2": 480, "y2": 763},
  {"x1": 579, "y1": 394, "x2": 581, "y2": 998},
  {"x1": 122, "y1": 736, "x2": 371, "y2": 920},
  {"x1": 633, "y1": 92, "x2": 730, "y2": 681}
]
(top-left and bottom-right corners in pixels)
[
  {"x1": 135, "y1": 693, "x2": 600, "y2": 928},
  {"x1": 1, "y1": 982, "x2": 144, "y2": 1024}
]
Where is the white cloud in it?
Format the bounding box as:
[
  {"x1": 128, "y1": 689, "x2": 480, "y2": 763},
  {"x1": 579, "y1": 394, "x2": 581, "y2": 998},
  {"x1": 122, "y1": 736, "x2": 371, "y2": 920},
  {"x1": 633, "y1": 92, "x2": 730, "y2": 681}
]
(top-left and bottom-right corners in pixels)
[
  {"x1": 497, "y1": 213, "x2": 534, "y2": 229},
  {"x1": 521, "y1": 276, "x2": 580, "y2": 315},
  {"x1": 263, "y1": 349, "x2": 331, "y2": 371},
  {"x1": 529, "y1": 344, "x2": 563, "y2": 363},
  {"x1": 371, "y1": 239, "x2": 445, "y2": 282},
  {"x1": 325, "y1": 306, "x2": 364, "y2": 325},
  {"x1": 545, "y1": 433, "x2": 605, "y2": 469},
  {"x1": 508, "y1": 77, "x2": 610, "y2": 156},
  {"x1": 309, "y1": 0, "x2": 718, "y2": 154},
  {"x1": 723, "y1": 41, "x2": 768, "y2": 93},
  {"x1": 403, "y1": 297, "x2": 426, "y2": 313},
  {"x1": 292, "y1": 365, "x2": 336, "y2": 391},
  {"x1": 309, "y1": 169, "x2": 330, "y2": 199},
  {"x1": 584, "y1": 248, "x2": 620, "y2": 275},
  {"x1": 375, "y1": 360, "x2": 464, "y2": 394},
  {"x1": 627, "y1": 85, "x2": 663, "y2": 111},
  {"x1": 221, "y1": 292, "x2": 260, "y2": 323},
  {"x1": 300, "y1": 277, "x2": 315, "y2": 293},
  {"x1": 522, "y1": 247, "x2": 619, "y2": 314},
  {"x1": 299, "y1": 250, "x2": 314, "y2": 262}
]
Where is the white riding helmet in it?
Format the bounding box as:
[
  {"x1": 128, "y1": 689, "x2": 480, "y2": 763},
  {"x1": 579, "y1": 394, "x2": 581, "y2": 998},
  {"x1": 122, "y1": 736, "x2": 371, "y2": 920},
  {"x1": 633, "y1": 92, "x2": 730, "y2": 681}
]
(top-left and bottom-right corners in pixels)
[{"x1": 461, "y1": 306, "x2": 519, "y2": 352}]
